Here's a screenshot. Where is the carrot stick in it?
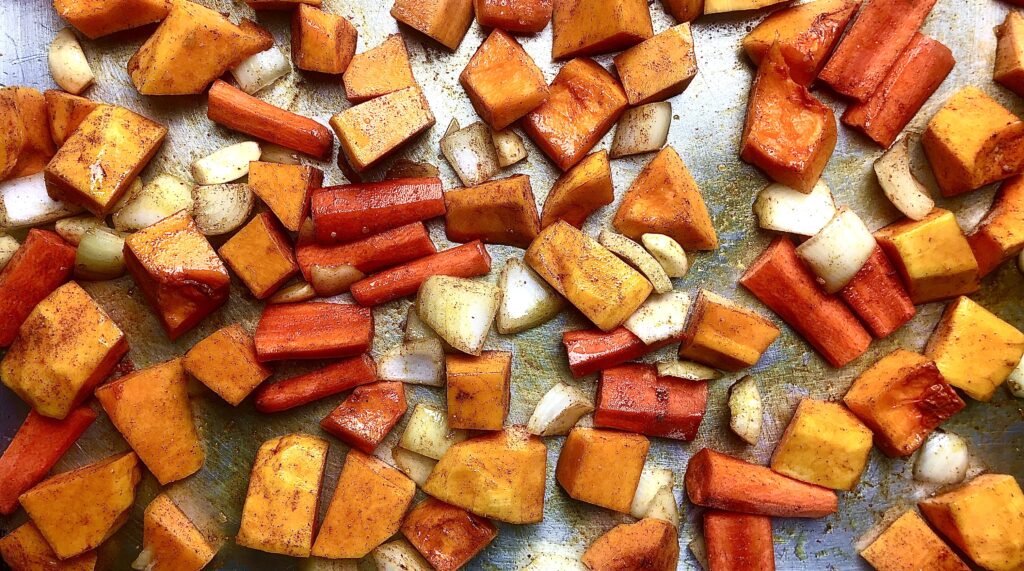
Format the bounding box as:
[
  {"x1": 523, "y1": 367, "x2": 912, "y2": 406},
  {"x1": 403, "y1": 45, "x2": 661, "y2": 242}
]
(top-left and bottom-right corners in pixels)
[
  {"x1": 311, "y1": 178, "x2": 446, "y2": 244},
  {"x1": 594, "y1": 364, "x2": 707, "y2": 440},
  {"x1": 320, "y1": 381, "x2": 407, "y2": 453},
  {"x1": 350, "y1": 241, "x2": 491, "y2": 306},
  {"x1": 740, "y1": 236, "x2": 872, "y2": 367},
  {"x1": 207, "y1": 79, "x2": 334, "y2": 159},
  {"x1": 839, "y1": 247, "x2": 916, "y2": 338},
  {"x1": 703, "y1": 510, "x2": 776, "y2": 571},
  {"x1": 0, "y1": 407, "x2": 97, "y2": 514},
  {"x1": 295, "y1": 221, "x2": 436, "y2": 282},
  {"x1": 0, "y1": 229, "x2": 75, "y2": 347},
  {"x1": 254, "y1": 354, "x2": 377, "y2": 413},
  {"x1": 254, "y1": 302, "x2": 373, "y2": 361},
  {"x1": 562, "y1": 327, "x2": 679, "y2": 378},
  {"x1": 685, "y1": 448, "x2": 839, "y2": 518}
]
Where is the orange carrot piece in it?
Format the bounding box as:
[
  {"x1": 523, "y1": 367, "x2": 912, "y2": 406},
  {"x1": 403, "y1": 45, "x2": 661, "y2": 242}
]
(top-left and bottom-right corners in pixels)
[
  {"x1": 296, "y1": 221, "x2": 436, "y2": 282},
  {"x1": 350, "y1": 241, "x2": 492, "y2": 306},
  {"x1": 320, "y1": 381, "x2": 407, "y2": 453},
  {"x1": 0, "y1": 229, "x2": 75, "y2": 347},
  {"x1": 311, "y1": 178, "x2": 446, "y2": 244},
  {"x1": 253, "y1": 355, "x2": 377, "y2": 413},
  {"x1": 595, "y1": 364, "x2": 707, "y2": 440},
  {"x1": 254, "y1": 302, "x2": 373, "y2": 361},
  {"x1": 562, "y1": 327, "x2": 678, "y2": 378},
  {"x1": 704, "y1": 510, "x2": 776, "y2": 571},
  {"x1": 839, "y1": 247, "x2": 916, "y2": 338}
]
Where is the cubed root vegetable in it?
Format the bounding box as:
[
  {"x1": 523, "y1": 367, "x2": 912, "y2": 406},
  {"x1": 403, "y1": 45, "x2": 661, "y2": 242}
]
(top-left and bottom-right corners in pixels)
[
  {"x1": 331, "y1": 86, "x2": 436, "y2": 172},
  {"x1": 562, "y1": 326, "x2": 677, "y2": 378},
  {"x1": 680, "y1": 289, "x2": 780, "y2": 371},
  {"x1": 5, "y1": 88, "x2": 57, "y2": 179},
  {"x1": 219, "y1": 212, "x2": 299, "y2": 299},
  {"x1": 556, "y1": 427, "x2": 649, "y2": 513},
  {"x1": 1, "y1": 522, "x2": 98, "y2": 570},
  {"x1": 391, "y1": 0, "x2": 474, "y2": 51},
  {"x1": 740, "y1": 237, "x2": 871, "y2": 368},
  {"x1": 595, "y1": 364, "x2": 707, "y2": 441},
  {"x1": 839, "y1": 247, "x2": 916, "y2": 338},
  {"x1": 968, "y1": 175, "x2": 1024, "y2": 277},
  {"x1": 704, "y1": 510, "x2": 775, "y2": 571},
  {"x1": 685, "y1": 448, "x2": 839, "y2": 518},
  {"x1": 540, "y1": 150, "x2": 613, "y2": 229},
  {"x1": 581, "y1": 518, "x2": 679, "y2": 571},
  {"x1": 614, "y1": 24, "x2": 697, "y2": 106},
  {"x1": 551, "y1": 0, "x2": 653, "y2": 60},
  {"x1": 662, "y1": 0, "x2": 703, "y2": 22},
  {"x1": 995, "y1": 11, "x2": 1024, "y2": 97},
  {"x1": 254, "y1": 355, "x2": 377, "y2": 413},
  {"x1": 247, "y1": 161, "x2": 323, "y2": 233},
  {"x1": 474, "y1": 0, "x2": 552, "y2": 34},
  {"x1": 344, "y1": 34, "x2": 417, "y2": 103},
  {"x1": 137, "y1": 494, "x2": 217, "y2": 571},
  {"x1": 44, "y1": 90, "x2": 100, "y2": 147},
  {"x1": 297, "y1": 222, "x2": 436, "y2": 282},
  {"x1": 53, "y1": 0, "x2": 169, "y2": 39},
  {"x1": 771, "y1": 399, "x2": 874, "y2": 491},
  {"x1": 312, "y1": 178, "x2": 445, "y2": 244},
  {"x1": 254, "y1": 302, "x2": 373, "y2": 361},
  {"x1": 321, "y1": 382, "x2": 407, "y2": 453},
  {"x1": 183, "y1": 324, "x2": 272, "y2": 406},
  {"x1": 350, "y1": 241, "x2": 492, "y2": 306},
  {"x1": 446, "y1": 352, "x2": 512, "y2": 430},
  {"x1": 444, "y1": 175, "x2": 541, "y2": 248},
  {"x1": 460, "y1": 30, "x2": 549, "y2": 131},
  {"x1": 400, "y1": 498, "x2": 498, "y2": 571},
  {"x1": 291, "y1": 5, "x2": 357, "y2": 74},
  {"x1": 860, "y1": 510, "x2": 970, "y2": 571},
  {"x1": 0, "y1": 229, "x2": 74, "y2": 347}
]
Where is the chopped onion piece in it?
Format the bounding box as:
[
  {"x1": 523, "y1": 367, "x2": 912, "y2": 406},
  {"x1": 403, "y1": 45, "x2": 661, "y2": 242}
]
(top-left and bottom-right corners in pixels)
[
  {"x1": 386, "y1": 159, "x2": 440, "y2": 180},
  {"x1": 259, "y1": 144, "x2": 301, "y2": 165},
  {"x1": 55, "y1": 215, "x2": 106, "y2": 245},
  {"x1": 48, "y1": 28, "x2": 93, "y2": 95},
  {"x1": 641, "y1": 233, "x2": 689, "y2": 278},
  {"x1": 190, "y1": 183, "x2": 254, "y2": 236},
  {"x1": 914, "y1": 431, "x2": 969, "y2": 485},
  {"x1": 113, "y1": 174, "x2": 193, "y2": 231},
  {"x1": 0, "y1": 235, "x2": 18, "y2": 270},
  {"x1": 310, "y1": 263, "x2": 364, "y2": 297},
  {"x1": 392, "y1": 447, "x2": 438, "y2": 487},
  {"x1": 630, "y1": 467, "x2": 673, "y2": 519},
  {"x1": 689, "y1": 534, "x2": 709, "y2": 571},
  {"x1": 267, "y1": 281, "x2": 315, "y2": 304},
  {"x1": 417, "y1": 276, "x2": 500, "y2": 356},
  {"x1": 378, "y1": 339, "x2": 445, "y2": 386},
  {"x1": 753, "y1": 180, "x2": 837, "y2": 236},
  {"x1": 491, "y1": 129, "x2": 527, "y2": 167},
  {"x1": 526, "y1": 383, "x2": 594, "y2": 437},
  {"x1": 728, "y1": 376, "x2": 763, "y2": 445},
  {"x1": 231, "y1": 47, "x2": 291, "y2": 94},
  {"x1": 1008, "y1": 355, "x2": 1024, "y2": 398},
  {"x1": 795, "y1": 207, "x2": 877, "y2": 292},
  {"x1": 404, "y1": 303, "x2": 440, "y2": 342},
  {"x1": 75, "y1": 228, "x2": 125, "y2": 281},
  {"x1": 623, "y1": 290, "x2": 690, "y2": 345},
  {"x1": 874, "y1": 137, "x2": 935, "y2": 221},
  {"x1": 373, "y1": 540, "x2": 432, "y2": 571},
  {"x1": 598, "y1": 230, "x2": 672, "y2": 294},
  {"x1": 610, "y1": 102, "x2": 672, "y2": 159},
  {"x1": 440, "y1": 122, "x2": 500, "y2": 187},
  {"x1": 191, "y1": 141, "x2": 261, "y2": 185},
  {"x1": 0, "y1": 172, "x2": 82, "y2": 229},
  {"x1": 131, "y1": 547, "x2": 154, "y2": 571},
  {"x1": 656, "y1": 359, "x2": 722, "y2": 381},
  {"x1": 646, "y1": 487, "x2": 680, "y2": 528},
  {"x1": 399, "y1": 404, "x2": 468, "y2": 460},
  {"x1": 497, "y1": 258, "x2": 563, "y2": 335}
]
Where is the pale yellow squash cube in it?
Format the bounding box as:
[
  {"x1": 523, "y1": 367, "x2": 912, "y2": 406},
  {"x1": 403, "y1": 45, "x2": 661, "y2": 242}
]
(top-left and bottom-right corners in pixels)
[{"x1": 770, "y1": 399, "x2": 873, "y2": 491}]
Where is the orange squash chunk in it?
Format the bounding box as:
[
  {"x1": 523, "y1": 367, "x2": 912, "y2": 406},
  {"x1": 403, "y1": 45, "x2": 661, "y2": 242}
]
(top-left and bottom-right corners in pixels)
[
  {"x1": 556, "y1": 427, "x2": 649, "y2": 513},
  {"x1": 446, "y1": 351, "x2": 512, "y2": 431},
  {"x1": 183, "y1": 324, "x2": 272, "y2": 406},
  {"x1": 53, "y1": 0, "x2": 169, "y2": 39},
  {"x1": 444, "y1": 175, "x2": 541, "y2": 249},
  {"x1": 218, "y1": 212, "x2": 298, "y2": 299},
  {"x1": 139, "y1": 494, "x2": 216, "y2": 571},
  {"x1": 44, "y1": 90, "x2": 100, "y2": 147},
  {"x1": 291, "y1": 5, "x2": 357, "y2": 74},
  {"x1": 401, "y1": 498, "x2": 498, "y2": 571},
  {"x1": 614, "y1": 24, "x2": 697, "y2": 106},
  {"x1": 613, "y1": 146, "x2": 718, "y2": 250},
  {"x1": 474, "y1": 0, "x2": 552, "y2": 34},
  {"x1": 391, "y1": 0, "x2": 474, "y2": 51},
  {"x1": 679, "y1": 289, "x2": 780, "y2": 371},
  {"x1": 770, "y1": 399, "x2": 873, "y2": 491},
  {"x1": 995, "y1": 11, "x2": 1024, "y2": 97},
  {"x1": 344, "y1": 34, "x2": 417, "y2": 103},
  {"x1": 540, "y1": 150, "x2": 613, "y2": 229},
  {"x1": 582, "y1": 518, "x2": 679, "y2": 571},
  {"x1": 662, "y1": 0, "x2": 702, "y2": 22},
  {"x1": 861, "y1": 510, "x2": 970, "y2": 571},
  {"x1": 331, "y1": 86, "x2": 436, "y2": 172},
  {"x1": 247, "y1": 162, "x2": 323, "y2": 233},
  {"x1": 460, "y1": 30, "x2": 549, "y2": 131},
  {"x1": 968, "y1": 175, "x2": 1024, "y2": 277},
  {"x1": 551, "y1": 0, "x2": 653, "y2": 60},
  {"x1": 5, "y1": 88, "x2": 56, "y2": 180},
  {"x1": 0, "y1": 522, "x2": 98, "y2": 571},
  {"x1": 0, "y1": 91, "x2": 24, "y2": 181}
]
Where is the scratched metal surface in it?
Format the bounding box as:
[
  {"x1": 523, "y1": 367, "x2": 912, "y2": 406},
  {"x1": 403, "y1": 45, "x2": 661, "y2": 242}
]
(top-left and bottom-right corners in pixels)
[{"x1": 0, "y1": 0, "x2": 1022, "y2": 569}]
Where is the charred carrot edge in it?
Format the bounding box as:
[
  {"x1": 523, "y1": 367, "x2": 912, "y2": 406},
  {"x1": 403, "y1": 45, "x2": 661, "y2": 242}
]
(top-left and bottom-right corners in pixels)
[
  {"x1": 594, "y1": 364, "x2": 707, "y2": 441},
  {"x1": 296, "y1": 221, "x2": 437, "y2": 282},
  {"x1": 254, "y1": 354, "x2": 377, "y2": 413},
  {"x1": 254, "y1": 302, "x2": 374, "y2": 362},
  {"x1": 685, "y1": 448, "x2": 839, "y2": 518},
  {"x1": 562, "y1": 327, "x2": 680, "y2": 378},
  {"x1": 350, "y1": 241, "x2": 492, "y2": 306},
  {"x1": 740, "y1": 236, "x2": 872, "y2": 367},
  {"x1": 207, "y1": 80, "x2": 334, "y2": 159},
  {"x1": 311, "y1": 178, "x2": 446, "y2": 244},
  {"x1": 839, "y1": 247, "x2": 916, "y2": 338},
  {"x1": 704, "y1": 510, "x2": 776, "y2": 571},
  {"x1": 320, "y1": 381, "x2": 407, "y2": 453},
  {"x1": 0, "y1": 407, "x2": 97, "y2": 514},
  {"x1": 0, "y1": 229, "x2": 75, "y2": 347}
]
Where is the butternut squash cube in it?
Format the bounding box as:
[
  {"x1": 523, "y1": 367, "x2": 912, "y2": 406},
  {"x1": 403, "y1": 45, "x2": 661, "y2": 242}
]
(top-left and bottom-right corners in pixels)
[
  {"x1": 444, "y1": 175, "x2": 541, "y2": 249},
  {"x1": 53, "y1": 0, "x2": 169, "y2": 39},
  {"x1": 446, "y1": 351, "x2": 512, "y2": 431},
  {"x1": 238, "y1": 434, "x2": 329, "y2": 557},
  {"x1": 6, "y1": 88, "x2": 57, "y2": 180},
  {"x1": 995, "y1": 11, "x2": 1024, "y2": 97},
  {"x1": 44, "y1": 90, "x2": 100, "y2": 147},
  {"x1": 401, "y1": 498, "x2": 498, "y2": 571},
  {"x1": 330, "y1": 86, "x2": 435, "y2": 172},
  {"x1": 460, "y1": 30, "x2": 549, "y2": 131},
  {"x1": 218, "y1": 212, "x2": 298, "y2": 299},
  {"x1": 344, "y1": 34, "x2": 417, "y2": 104},
  {"x1": 922, "y1": 86, "x2": 1024, "y2": 197},
  {"x1": 770, "y1": 399, "x2": 873, "y2": 490},
  {"x1": 291, "y1": 5, "x2": 357, "y2": 74},
  {"x1": 124, "y1": 211, "x2": 231, "y2": 340},
  {"x1": 525, "y1": 221, "x2": 652, "y2": 331},
  {"x1": 312, "y1": 450, "x2": 416, "y2": 559},
  {"x1": 844, "y1": 349, "x2": 964, "y2": 457},
  {"x1": 474, "y1": 0, "x2": 553, "y2": 34},
  {"x1": 183, "y1": 324, "x2": 272, "y2": 406},
  {"x1": 522, "y1": 58, "x2": 627, "y2": 171},
  {"x1": 612, "y1": 146, "x2": 718, "y2": 250},
  {"x1": 679, "y1": 289, "x2": 780, "y2": 371},
  {"x1": 247, "y1": 162, "x2": 323, "y2": 233},
  {"x1": 551, "y1": 0, "x2": 653, "y2": 60},
  {"x1": 919, "y1": 474, "x2": 1024, "y2": 571},
  {"x1": 662, "y1": 0, "x2": 703, "y2": 23},
  {"x1": 968, "y1": 174, "x2": 1024, "y2": 277},
  {"x1": 873, "y1": 208, "x2": 979, "y2": 304},
  {"x1": 613, "y1": 24, "x2": 697, "y2": 106},
  {"x1": 19, "y1": 452, "x2": 141, "y2": 560},
  {"x1": 556, "y1": 427, "x2": 649, "y2": 513},
  {"x1": 540, "y1": 150, "x2": 613, "y2": 229},
  {"x1": 391, "y1": 0, "x2": 474, "y2": 51},
  {"x1": 0, "y1": 91, "x2": 23, "y2": 181},
  {"x1": 1, "y1": 282, "x2": 127, "y2": 420},
  {"x1": 139, "y1": 494, "x2": 217, "y2": 571},
  {"x1": 582, "y1": 518, "x2": 678, "y2": 571},
  {"x1": 860, "y1": 510, "x2": 970, "y2": 571},
  {"x1": 925, "y1": 296, "x2": 1024, "y2": 402},
  {"x1": 44, "y1": 105, "x2": 166, "y2": 215},
  {"x1": 0, "y1": 522, "x2": 98, "y2": 571}
]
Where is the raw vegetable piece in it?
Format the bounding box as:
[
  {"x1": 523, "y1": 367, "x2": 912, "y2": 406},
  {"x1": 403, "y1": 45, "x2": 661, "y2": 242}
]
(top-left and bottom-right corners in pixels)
[
  {"x1": 641, "y1": 234, "x2": 688, "y2": 277},
  {"x1": 123, "y1": 211, "x2": 230, "y2": 339},
  {"x1": 136, "y1": 494, "x2": 216, "y2": 571},
  {"x1": 446, "y1": 352, "x2": 511, "y2": 431},
  {"x1": 526, "y1": 221, "x2": 652, "y2": 331},
  {"x1": 860, "y1": 510, "x2": 969, "y2": 571},
  {"x1": 401, "y1": 498, "x2": 498, "y2": 571},
  {"x1": 291, "y1": 5, "x2": 357, "y2": 74},
  {"x1": 0, "y1": 229, "x2": 74, "y2": 347},
  {"x1": 795, "y1": 207, "x2": 877, "y2": 293},
  {"x1": 460, "y1": 30, "x2": 549, "y2": 131},
  {"x1": 839, "y1": 247, "x2": 916, "y2": 338},
  {"x1": 770, "y1": 399, "x2": 873, "y2": 490},
  {"x1": 344, "y1": 35, "x2": 416, "y2": 104},
  {"x1": 613, "y1": 24, "x2": 697, "y2": 106},
  {"x1": 248, "y1": 162, "x2": 324, "y2": 232},
  {"x1": 207, "y1": 81, "x2": 334, "y2": 159},
  {"x1": 391, "y1": 0, "x2": 474, "y2": 51},
  {"x1": 550, "y1": 0, "x2": 653, "y2": 60},
  {"x1": 527, "y1": 382, "x2": 593, "y2": 436},
  {"x1": 379, "y1": 338, "x2": 445, "y2": 386},
  {"x1": 925, "y1": 296, "x2": 1024, "y2": 402},
  {"x1": 742, "y1": 43, "x2": 837, "y2": 193},
  {"x1": 704, "y1": 0, "x2": 788, "y2": 13},
  {"x1": 581, "y1": 518, "x2": 678, "y2": 571},
  {"x1": 539, "y1": 150, "x2": 613, "y2": 229},
  {"x1": 237, "y1": 434, "x2": 329, "y2": 557},
  {"x1": 231, "y1": 47, "x2": 291, "y2": 95},
  {"x1": 6, "y1": 88, "x2": 56, "y2": 179},
  {"x1": 843, "y1": 33, "x2": 954, "y2": 148},
  {"x1": 218, "y1": 212, "x2": 298, "y2": 299},
  {"x1": 128, "y1": 0, "x2": 271, "y2": 95},
  {"x1": 680, "y1": 289, "x2": 780, "y2": 371},
  {"x1": 374, "y1": 540, "x2": 432, "y2": 571},
  {"x1": 729, "y1": 376, "x2": 763, "y2": 445},
  {"x1": 313, "y1": 450, "x2": 416, "y2": 559},
  {"x1": 474, "y1": 0, "x2": 552, "y2": 33},
  {"x1": 52, "y1": 0, "x2": 168, "y2": 39},
  {"x1": 919, "y1": 474, "x2": 1024, "y2": 571},
  {"x1": 562, "y1": 326, "x2": 676, "y2": 378},
  {"x1": 190, "y1": 183, "x2": 255, "y2": 236},
  {"x1": 742, "y1": 0, "x2": 860, "y2": 85},
  {"x1": 297, "y1": 221, "x2": 435, "y2": 282},
  {"x1": 522, "y1": 59, "x2": 628, "y2": 171},
  {"x1": 873, "y1": 208, "x2": 979, "y2": 304},
  {"x1": 596, "y1": 364, "x2": 707, "y2": 440},
  {"x1": 254, "y1": 355, "x2": 377, "y2": 413},
  {"x1": 622, "y1": 290, "x2": 689, "y2": 344},
  {"x1": 1, "y1": 282, "x2": 127, "y2": 420},
  {"x1": 44, "y1": 105, "x2": 166, "y2": 215},
  {"x1": 740, "y1": 236, "x2": 871, "y2": 368},
  {"x1": 182, "y1": 324, "x2": 272, "y2": 406},
  {"x1": 400, "y1": 404, "x2": 469, "y2": 460},
  {"x1": 20, "y1": 451, "x2": 141, "y2": 560},
  {"x1": 351, "y1": 241, "x2": 491, "y2": 306},
  {"x1": 873, "y1": 137, "x2": 935, "y2": 221},
  {"x1": 444, "y1": 175, "x2": 541, "y2": 248},
  {"x1": 913, "y1": 431, "x2": 969, "y2": 485},
  {"x1": 331, "y1": 86, "x2": 436, "y2": 172},
  {"x1": 393, "y1": 447, "x2": 438, "y2": 487},
  {"x1": 0, "y1": 522, "x2": 98, "y2": 571},
  {"x1": 49, "y1": 29, "x2": 94, "y2": 96},
  {"x1": 995, "y1": 11, "x2": 1024, "y2": 97},
  {"x1": 44, "y1": 90, "x2": 100, "y2": 147},
  {"x1": 312, "y1": 178, "x2": 444, "y2": 243},
  {"x1": 113, "y1": 174, "x2": 193, "y2": 232},
  {"x1": 556, "y1": 427, "x2": 649, "y2": 512},
  {"x1": 685, "y1": 448, "x2": 839, "y2": 518},
  {"x1": 423, "y1": 426, "x2": 546, "y2": 523},
  {"x1": 417, "y1": 276, "x2": 500, "y2": 356},
  {"x1": 254, "y1": 302, "x2": 373, "y2": 361},
  {"x1": 0, "y1": 408, "x2": 96, "y2": 515},
  {"x1": 704, "y1": 510, "x2": 775, "y2": 571},
  {"x1": 496, "y1": 258, "x2": 563, "y2": 334},
  {"x1": 609, "y1": 102, "x2": 671, "y2": 159},
  {"x1": 321, "y1": 382, "x2": 407, "y2": 453},
  {"x1": 613, "y1": 146, "x2": 718, "y2": 250},
  {"x1": 968, "y1": 175, "x2": 1024, "y2": 277},
  {"x1": 245, "y1": 0, "x2": 322, "y2": 8}
]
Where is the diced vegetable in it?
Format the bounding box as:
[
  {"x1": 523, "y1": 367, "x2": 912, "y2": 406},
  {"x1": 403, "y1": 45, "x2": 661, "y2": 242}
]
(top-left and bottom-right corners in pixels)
[
  {"x1": 312, "y1": 178, "x2": 445, "y2": 244},
  {"x1": 372, "y1": 539, "x2": 433, "y2": 571},
  {"x1": 839, "y1": 247, "x2": 917, "y2": 339},
  {"x1": 133, "y1": 494, "x2": 216, "y2": 571},
  {"x1": 596, "y1": 364, "x2": 707, "y2": 441},
  {"x1": 267, "y1": 281, "x2": 315, "y2": 304},
  {"x1": 310, "y1": 264, "x2": 364, "y2": 297},
  {"x1": 391, "y1": 0, "x2": 474, "y2": 51},
  {"x1": 540, "y1": 151, "x2": 614, "y2": 229},
  {"x1": 526, "y1": 382, "x2": 594, "y2": 437},
  {"x1": 48, "y1": 28, "x2": 94, "y2": 95},
  {"x1": 641, "y1": 233, "x2": 688, "y2": 278},
  {"x1": 728, "y1": 376, "x2": 762, "y2": 445},
  {"x1": 874, "y1": 137, "x2": 935, "y2": 221},
  {"x1": 183, "y1": 324, "x2": 272, "y2": 406},
  {"x1": 680, "y1": 289, "x2": 780, "y2": 371},
  {"x1": 753, "y1": 180, "x2": 837, "y2": 236},
  {"x1": 190, "y1": 183, "x2": 255, "y2": 236},
  {"x1": 704, "y1": 511, "x2": 774, "y2": 571},
  {"x1": 231, "y1": 47, "x2": 291, "y2": 94},
  {"x1": 399, "y1": 404, "x2": 468, "y2": 460},
  {"x1": 351, "y1": 242, "x2": 492, "y2": 307},
  {"x1": 404, "y1": 303, "x2": 444, "y2": 344},
  {"x1": 622, "y1": 291, "x2": 690, "y2": 345},
  {"x1": 321, "y1": 382, "x2": 407, "y2": 453},
  {"x1": 1009, "y1": 355, "x2": 1024, "y2": 398},
  {"x1": 392, "y1": 446, "x2": 438, "y2": 487},
  {"x1": 291, "y1": 5, "x2": 357, "y2": 74},
  {"x1": 492, "y1": 129, "x2": 527, "y2": 167},
  {"x1": 796, "y1": 208, "x2": 877, "y2": 293},
  {"x1": 646, "y1": 487, "x2": 680, "y2": 528},
  {"x1": 859, "y1": 510, "x2": 970, "y2": 571},
  {"x1": 688, "y1": 535, "x2": 709, "y2": 571},
  {"x1": 254, "y1": 302, "x2": 373, "y2": 361},
  {"x1": 446, "y1": 351, "x2": 512, "y2": 430},
  {"x1": 378, "y1": 339, "x2": 445, "y2": 386},
  {"x1": 331, "y1": 86, "x2": 436, "y2": 172},
  {"x1": 260, "y1": 143, "x2": 302, "y2": 165},
  {"x1": 610, "y1": 102, "x2": 671, "y2": 159},
  {"x1": 614, "y1": 24, "x2": 697, "y2": 106},
  {"x1": 0, "y1": 235, "x2": 18, "y2": 270},
  {"x1": 581, "y1": 519, "x2": 679, "y2": 571},
  {"x1": 344, "y1": 34, "x2": 416, "y2": 104},
  {"x1": 74, "y1": 228, "x2": 126, "y2": 281},
  {"x1": 0, "y1": 171, "x2": 82, "y2": 229},
  {"x1": 191, "y1": 141, "x2": 261, "y2": 185},
  {"x1": 771, "y1": 399, "x2": 873, "y2": 491},
  {"x1": 113, "y1": 174, "x2": 194, "y2": 231},
  {"x1": 564, "y1": 327, "x2": 675, "y2": 378},
  {"x1": 599, "y1": 230, "x2": 672, "y2": 294},
  {"x1": 557, "y1": 427, "x2": 649, "y2": 513},
  {"x1": 253, "y1": 356, "x2": 377, "y2": 413},
  {"x1": 417, "y1": 276, "x2": 500, "y2": 356},
  {"x1": 0, "y1": 230, "x2": 75, "y2": 348},
  {"x1": 630, "y1": 468, "x2": 673, "y2": 519},
  {"x1": 656, "y1": 359, "x2": 722, "y2": 381},
  {"x1": 913, "y1": 431, "x2": 969, "y2": 485},
  {"x1": 441, "y1": 122, "x2": 500, "y2": 187},
  {"x1": 444, "y1": 175, "x2": 540, "y2": 248},
  {"x1": 496, "y1": 258, "x2": 564, "y2": 335},
  {"x1": 54, "y1": 214, "x2": 105, "y2": 245},
  {"x1": 400, "y1": 498, "x2": 498, "y2": 571}
]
